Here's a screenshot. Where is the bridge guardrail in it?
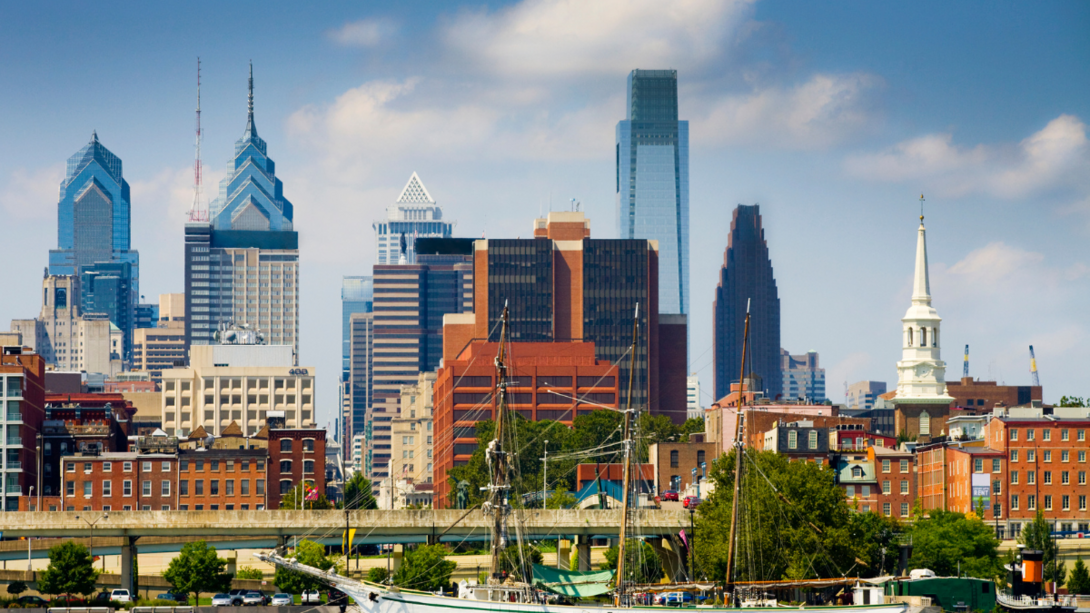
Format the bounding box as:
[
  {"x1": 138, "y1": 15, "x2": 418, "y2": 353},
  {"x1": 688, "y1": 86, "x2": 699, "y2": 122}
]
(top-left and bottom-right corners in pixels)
[{"x1": 133, "y1": 607, "x2": 194, "y2": 613}]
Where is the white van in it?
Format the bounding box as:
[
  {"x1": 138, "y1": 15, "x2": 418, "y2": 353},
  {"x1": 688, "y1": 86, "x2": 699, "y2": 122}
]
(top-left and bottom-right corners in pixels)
[{"x1": 110, "y1": 589, "x2": 133, "y2": 603}]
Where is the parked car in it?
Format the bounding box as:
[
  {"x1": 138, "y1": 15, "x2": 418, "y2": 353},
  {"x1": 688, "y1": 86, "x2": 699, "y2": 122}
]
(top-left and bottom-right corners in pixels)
[
  {"x1": 301, "y1": 589, "x2": 322, "y2": 604},
  {"x1": 212, "y1": 593, "x2": 235, "y2": 607},
  {"x1": 270, "y1": 593, "x2": 293, "y2": 607},
  {"x1": 16, "y1": 596, "x2": 48, "y2": 607},
  {"x1": 110, "y1": 589, "x2": 133, "y2": 603},
  {"x1": 655, "y1": 591, "x2": 694, "y2": 606},
  {"x1": 242, "y1": 592, "x2": 267, "y2": 606},
  {"x1": 682, "y1": 496, "x2": 702, "y2": 509},
  {"x1": 157, "y1": 593, "x2": 188, "y2": 604},
  {"x1": 660, "y1": 490, "x2": 679, "y2": 501},
  {"x1": 91, "y1": 592, "x2": 112, "y2": 604},
  {"x1": 51, "y1": 595, "x2": 86, "y2": 606}
]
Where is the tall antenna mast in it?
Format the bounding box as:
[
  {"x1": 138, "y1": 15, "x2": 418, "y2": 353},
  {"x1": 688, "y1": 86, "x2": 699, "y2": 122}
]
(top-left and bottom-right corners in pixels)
[{"x1": 188, "y1": 57, "x2": 207, "y2": 222}]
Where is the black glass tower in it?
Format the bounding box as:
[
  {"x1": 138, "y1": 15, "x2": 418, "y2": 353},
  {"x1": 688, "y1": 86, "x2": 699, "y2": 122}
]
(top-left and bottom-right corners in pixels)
[{"x1": 713, "y1": 205, "x2": 781, "y2": 401}]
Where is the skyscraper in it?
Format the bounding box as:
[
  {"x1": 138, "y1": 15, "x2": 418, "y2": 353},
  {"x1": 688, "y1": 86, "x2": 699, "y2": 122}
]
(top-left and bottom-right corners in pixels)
[
  {"x1": 184, "y1": 64, "x2": 300, "y2": 360},
  {"x1": 341, "y1": 276, "x2": 372, "y2": 459},
  {"x1": 616, "y1": 69, "x2": 689, "y2": 317},
  {"x1": 713, "y1": 205, "x2": 781, "y2": 401},
  {"x1": 373, "y1": 173, "x2": 454, "y2": 265},
  {"x1": 49, "y1": 132, "x2": 139, "y2": 367},
  {"x1": 781, "y1": 349, "x2": 826, "y2": 403}
]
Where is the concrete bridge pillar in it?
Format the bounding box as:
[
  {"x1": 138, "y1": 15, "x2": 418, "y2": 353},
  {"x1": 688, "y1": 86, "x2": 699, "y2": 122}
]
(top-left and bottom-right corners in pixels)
[
  {"x1": 392, "y1": 545, "x2": 404, "y2": 573},
  {"x1": 276, "y1": 535, "x2": 288, "y2": 553},
  {"x1": 557, "y1": 539, "x2": 571, "y2": 570},
  {"x1": 649, "y1": 536, "x2": 687, "y2": 582},
  {"x1": 224, "y1": 551, "x2": 237, "y2": 575},
  {"x1": 120, "y1": 537, "x2": 138, "y2": 595},
  {"x1": 575, "y1": 537, "x2": 591, "y2": 571}
]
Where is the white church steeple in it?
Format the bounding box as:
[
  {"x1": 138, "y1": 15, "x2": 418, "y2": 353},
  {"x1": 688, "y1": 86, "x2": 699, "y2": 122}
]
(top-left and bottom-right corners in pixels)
[{"x1": 894, "y1": 199, "x2": 953, "y2": 404}]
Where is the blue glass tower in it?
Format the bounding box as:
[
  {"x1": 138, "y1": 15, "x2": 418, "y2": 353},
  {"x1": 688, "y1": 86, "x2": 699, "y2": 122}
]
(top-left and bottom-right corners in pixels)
[
  {"x1": 49, "y1": 131, "x2": 139, "y2": 364},
  {"x1": 616, "y1": 69, "x2": 689, "y2": 317},
  {"x1": 341, "y1": 276, "x2": 373, "y2": 380}
]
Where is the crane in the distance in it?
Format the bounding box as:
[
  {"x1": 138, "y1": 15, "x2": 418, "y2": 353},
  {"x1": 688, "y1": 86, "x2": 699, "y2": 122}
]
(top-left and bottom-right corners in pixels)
[{"x1": 1029, "y1": 345, "x2": 1041, "y2": 387}]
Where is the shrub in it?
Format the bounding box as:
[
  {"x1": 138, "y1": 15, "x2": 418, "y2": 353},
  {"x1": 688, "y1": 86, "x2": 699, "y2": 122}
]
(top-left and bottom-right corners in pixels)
[{"x1": 366, "y1": 567, "x2": 389, "y2": 584}]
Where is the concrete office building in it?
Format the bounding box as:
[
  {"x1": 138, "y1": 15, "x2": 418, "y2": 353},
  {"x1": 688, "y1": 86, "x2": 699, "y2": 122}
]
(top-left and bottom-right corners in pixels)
[
  {"x1": 373, "y1": 173, "x2": 454, "y2": 265},
  {"x1": 616, "y1": 69, "x2": 689, "y2": 318},
  {"x1": 10, "y1": 275, "x2": 119, "y2": 376},
  {"x1": 714, "y1": 205, "x2": 781, "y2": 401},
  {"x1": 160, "y1": 343, "x2": 314, "y2": 437},
  {"x1": 184, "y1": 65, "x2": 299, "y2": 359},
  {"x1": 781, "y1": 350, "x2": 826, "y2": 403},
  {"x1": 389, "y1": 371, "x2": 435, "y2": 486},
  {"x1": 347, "y1": 312, "x2": 373, "y2": 473},
  {"x1": 686, "y1": 375, "x2": 702, "y2": 420},
  {"x1": 340, "y1": 276, "x2": 372, "y2": 456},
  {"x1": 131, "y1": 294, "x2": 186, "y2": 383}
]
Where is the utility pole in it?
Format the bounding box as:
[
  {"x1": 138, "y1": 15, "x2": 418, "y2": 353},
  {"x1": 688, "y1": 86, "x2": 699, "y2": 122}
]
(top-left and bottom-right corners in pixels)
[
  {"x1": 76, "y1": 512, "x2": 108, "y2": 576},
  {"x1": 541, "y1": 441, "x2": 548, "y2": 509}
]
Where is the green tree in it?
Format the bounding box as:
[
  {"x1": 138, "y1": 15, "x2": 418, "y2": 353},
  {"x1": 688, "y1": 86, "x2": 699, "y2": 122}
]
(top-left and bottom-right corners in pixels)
[
  {"x1": 910, "y1": 510, "x2": 1002, "y2": 581},
  {"x1": 6, "y1": 581, "x2": 27, "y2": 597},
  {"x1": 235, "y1": 567, "x2": 264, "y2": 580},
  {"x1": 366, "y1": 567, "x2": 390, "y2": 585},
  {"x1": 1020, "y1": 510, "x2": 1066, "y2": 586},
  {"x1": 1058, "y1": 396, "x2": 1086, "y2": 407},
  {"x1": 696, "y1": 450, "x2": 868, "y2": 582},
  {"x1": 392, "y1": 545, "x2": 456, "y2": 591},
  {"x1": 679, "y1": 418, "x2": 706, "y2": 442},
  {"x1": 848, "y1": 512, "x2": 902, "y2": 577},
  {"x1": 546, "y1": 486, "x2": 578, "y2": 509},
  {"x1": 343, "y1": 472, "x2": 378, "y2": 510},
  {"x1": 280, "y1": 484, "x2": 335, "y2": 510},
  {"x1": 38, "y1": 542, "x2": 98, "y2": 597},
  {"x1": 1067, "y1": 557, "x2": 1090, "y2": 595},
  {"x1": 602, "y1": 540, "x2": 663, "y2": 585},
  {"x1": 274, "y1": 540, "x2": 338, "y2": 594},
  {"x1": 163, "y1": 541, "x2": 233, "y2": 601}
]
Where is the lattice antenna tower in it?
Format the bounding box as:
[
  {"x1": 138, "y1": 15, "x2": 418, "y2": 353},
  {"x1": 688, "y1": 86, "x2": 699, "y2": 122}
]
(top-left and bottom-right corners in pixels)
[{"x1": 188, "y1": 57, "x2": 208, "y2": 222}]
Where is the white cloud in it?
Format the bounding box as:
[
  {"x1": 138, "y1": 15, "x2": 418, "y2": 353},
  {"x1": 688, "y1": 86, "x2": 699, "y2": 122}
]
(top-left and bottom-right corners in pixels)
[
  {"x1": 845, "y1": 114, "x2": 1090, "y2": 198},
  {"x1": 693, "y1": 72, "x2": 883, "y2": 149},
  {"x1": 327, "y1": 18, "x2": 398, "y2": 47},
  {"x1": 0, "y1": 164, "x2": 63, "y2": 221},
  {"x1": 443, "y1": 0, "x2": 754, "y2": 77}
]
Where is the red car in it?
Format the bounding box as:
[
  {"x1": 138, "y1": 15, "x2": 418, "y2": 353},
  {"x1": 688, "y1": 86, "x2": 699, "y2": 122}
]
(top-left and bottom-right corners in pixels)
[
  {"x1": 683, "y1": 496, "x2": 702, "y2": 509},
  {"x1": 660, "y1": 490, "x2": 679, "y2": 501}
]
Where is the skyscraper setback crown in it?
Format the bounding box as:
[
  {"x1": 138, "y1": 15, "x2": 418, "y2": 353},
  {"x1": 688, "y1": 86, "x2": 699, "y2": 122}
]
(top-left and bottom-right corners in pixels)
[
  {"x1": 373, "y1": 172, "x2": 453, "y2": 265},
  {"x1": 208, "y1": 63, "x2": 294, "y2": 232},
  {"x1": 616, "y1": 69, "x2": 689, "y2": 321},
  {"x1": 713, "y1": 204, "x2": 781, "y2": 401}
]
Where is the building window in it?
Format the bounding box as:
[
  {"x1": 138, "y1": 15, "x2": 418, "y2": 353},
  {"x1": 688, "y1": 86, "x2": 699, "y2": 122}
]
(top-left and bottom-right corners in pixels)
[
  {"x1": 241, "y1": 479, "x2": 249, "y2": 496},
  {"x1": 920, "y1": 327, "x2": 927, "y2": 346},
  {"x1": 1079, "y1": 430, "x2": 1086, "y2": 442},
  {"x1": 142, "y1": 481, "x2": 151, "y2": 496},
  {"x1": 1028, "y1": 450, "x2": 1036, "y2": 462},
  {"x1": 1063, "y1": 495, "x2": 1070, "y2": 510},
  {"x1": 103, "y1": 462, "x2": 112, "y2": 472},
  {"x1": 1028, "y1": 471, "x2": 1035, "y2": 485},
  {"x1": 1011, "y1": 471, "x2": 1019, "y2": 484},
  {"x1": 1080, "y1": 471, "x2": 1087, "y2": 485},
  {"x1": 974, "y1": 458, "x2": 983, "y2": 473},
  {"x1": 1081, "y1": 451, "x2": 1087, "y2": 463},
  {"x1": 1062, "y1": 429, "x2": 1070, "y2": 441},
  {"x1": 211, "y1": 461, "x2": 219, "y2": 471},
  {"x1": 1044, "y1": 450, "x2": 1052, "y2": 463},
  {"x1": 1027, "y1": 429, "x2": 1035, "y2": 441},
  {"x1": 280, "y1": 460, "x2": 292, "y2": 473},
  {"x1": 900, "y1": 459, "x2": 909, "y2": 473},
  {"x1": 303, "y1": 460, "x2": 314, "y2": 474},
  {"x1": 669, "y1": 450, "x2": 678, "y2": 468},
  {"x1": 280, "y1": 480, "x2": 292, "y2": 495},
  {"x1": 697, "y1": 450, "x2": 706, "y2": 466},
  {"x1": 1043, "y1": 429, "x2": 1051, "y2": 441},
  {"x1": 303, "y1": 439, "x2": 314, "y2": 452},
  {"x1": 1012, "y1": 495, "x2": 1020, "y2": 510},
  {"x1": 280, "y1": 439, "x2": 292, "y2": 452},
  {"x1": 1062, "y1": 471, "x2": 1070, "y2": 485},
  {"x1": 919, "y1": 411, "x2": 931, "y2": 436},
  {"x1": 83, "y1": 481, "x2": 92, "y2": 498},
  {"x1": 1044, "y1": 495, "x2": 1052, "y2": 511},
  {"x1": 1081, "y1": 496, "x2": 1087, "y2": 511},
  {"x1": 226, "y1": 480, "x2": 234, "y2": 496},
  {"x1": 196, "y1": 460, "x2": 204, "y2": 472},
  {"x1": 195, "y1": 480, "x2": 204, "y2": 495},
  {"x1": 210, "y1": 480, "x2": 219, "y2": 496},
  {"x1": 883, "y1": 502, "x2": 891, "y2": 516},
  {"x1": 1063, "y1": 451, "x2": 1070, "y2": 462},
  {"x1": 123, "y1": 480, "x2": 132, "y2": 497},
  {"x1": 180, "y1": 480, "x2": 189, "y2": 496},
  {"x1": 788, "y1": 431, "x2": 797, "y2": 449},
  {"x1": 1010, "y1": 429, "x2": 1018, "y2": 441},
  {"x1": 1044, "y1": 471, "x2": 1052, "y2": 485},
  {"x1": 994, "y1": 502, "x2": 1002, "y2": 518},
  {"x1": 256, "y1": 479, "x2": 265, "y2": 496},
  {"x1": 1028, "y1": 495, "x2": 1037, "y2": 510},
  {"x1": 103, "y1": 481, "x2": 112, "y2": 497},
  {"x1": 900, "y1": 503, "x2": 909, "y2": 517},
  {"x1": 882, "y1": 480, "x2": 891, "y2": 495},
  {"x1": 992, "y1": 459, "x2": 1001, "y2": 473},
  {"x1": 162, "y1": 481, "x2": 170, "y2": 496},
  {"x1": 124, "y1": 462, "x2": 133, "y2": 472},
  {"x1": 882, "y1": 459, "x2": 891, "y2": 473},
  {"x1": 162, "y1": 462, "x2": 170, "y2": 472},
  {"x1": 900, "y1": 480, "x2": 909, "y2": 494},
  {"x1": 66, "y1": 462, "x2": 75, "y2": 473},
  {"x1": 143, "y1": 462, "x2": 152, "y2": 473}
]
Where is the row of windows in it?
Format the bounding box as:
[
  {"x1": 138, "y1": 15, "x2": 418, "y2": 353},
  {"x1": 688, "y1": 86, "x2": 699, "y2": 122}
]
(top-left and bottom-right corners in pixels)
[
  {"x1": 179, "y1": 478, "x2": 265, "y2": 497},
  {"x1": 880, "y1": 459, "x2": 912, "y2": 473},
  {"x1": 67, "y1": 460, "x2": 169, "y2": 473},
  {"x1": 1011, "y1": 494, "x2": 1088, "y2": 511},
  {"x1": 1009, "y1": 449, "x2": 1086, "y2": 463},
  {"x1": 66, "y1": 479, "x2": 162, "y2": 498},
  {"x1": 1010, "y1": 428, "x2": 1086, "y2": 442},
  {"x1": 1009, "y1": 470, "x2": 1087, "y2": 485}
]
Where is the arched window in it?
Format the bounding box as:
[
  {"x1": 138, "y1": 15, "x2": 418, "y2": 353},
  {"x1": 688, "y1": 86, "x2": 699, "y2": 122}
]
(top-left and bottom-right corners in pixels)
[
  {"x1": 280, "y1": 439, "x2": 292, "y2": 452},
  {"x1": 920, "y1": 411, "x2": 931, "y2": 436},
  {"x1": 920, "y1": 327, "x2": 927, "y2": 347},
  {"x1": 933, "y1": 328, "x2": 938, "y2": 347},
  {"x1": 907, "y1": 328, "x2": 913, "y2": 347}
]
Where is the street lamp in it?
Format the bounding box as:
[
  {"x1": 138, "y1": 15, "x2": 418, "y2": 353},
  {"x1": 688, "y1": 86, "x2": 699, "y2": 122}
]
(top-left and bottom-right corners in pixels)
[
  {"x1": 541, "y1": 441, "x2": 548, "y2": 509},
  {"x1": 35, "y1": 433, "x2": 42, "y2": 512},
  {"x1": 75, "y1": 512, "x2": 108, "y2": 572}
]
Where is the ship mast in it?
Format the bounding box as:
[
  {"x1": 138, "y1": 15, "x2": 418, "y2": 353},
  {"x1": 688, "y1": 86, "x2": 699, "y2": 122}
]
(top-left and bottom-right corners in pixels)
[
  {"x1": 614, "y1": 303, "x2": 639, "y2": 607},
  {"x1": 724, "y1": 299, "x2": 751, "y2": 598},
  {"x1": 486, "y1": 304, "x2": 513, "y2": 586}
]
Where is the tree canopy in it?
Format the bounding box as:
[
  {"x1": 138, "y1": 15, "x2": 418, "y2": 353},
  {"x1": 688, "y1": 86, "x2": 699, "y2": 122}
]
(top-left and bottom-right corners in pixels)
[
  {"x1": 163, "y1": 541, "x2": 233, "y2": 600},
  {"x1": 1067, "y1": 557, "x2": 1090, "y2": 595},
  {"x1": 696, "y1": 450, "x2": 897, "y2": 582},
  {"x1": 39, "y1": 542, "x2": 98, "y2": 597},
  {"x1": 343, "y1": 471, "x2": 378, "y2": 510},
  {"x1": 1020, "y1": 510, "x2": 1066, "y2": 586},
  {"x1": 392, "y1": 545, "x2": 456, "y2": 591},
  {"x1": 274, "y1": 540, "x2": 338, "y2": 594},
  {"x1": 1058, "y1": 396, "x2": 1087, "y2": 407},
  {"x1": 910, "y1": 510, "x2": 1002, "y2": 581}
]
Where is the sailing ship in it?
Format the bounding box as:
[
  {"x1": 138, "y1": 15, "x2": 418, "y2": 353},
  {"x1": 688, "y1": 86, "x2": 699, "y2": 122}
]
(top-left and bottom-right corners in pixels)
[{"x1": 258, "y1": 303, "x2": 906, "y2": 613}]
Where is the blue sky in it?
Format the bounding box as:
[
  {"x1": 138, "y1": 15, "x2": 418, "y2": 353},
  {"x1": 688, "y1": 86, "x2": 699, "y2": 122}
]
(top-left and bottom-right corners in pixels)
[{"x1": 2, "y1": 1, "x2": 1088, "y2": 428}]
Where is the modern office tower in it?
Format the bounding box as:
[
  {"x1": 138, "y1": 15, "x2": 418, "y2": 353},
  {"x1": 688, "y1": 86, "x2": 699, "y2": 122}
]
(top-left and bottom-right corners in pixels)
[
  {"x1": 366, "y1": 238, "x2": 474, "y2": 484},
  {"x1": 80, "y1": 261, "x2": 133, "y2": 363},
  {"x1": 713, "y1": 204, "x2": 781, "y2": 401},
  {"x1": 781, "y1": 350, "x2": 826, "y2": 403},
  {"x1": 373, "y1": 173, "x2": 454, "y2": 265},
  {"x1": 686, "y1": 374, "x2": 702, "y2": 420},
  {"x1": 847, "y1": 381, "x2": 888, "y2": 411},
  {"x1": 131, "y1": 294, "x2": 187, "y2": 383},
  {"x1": 0, "y1": 346, "x2": 46, "y2": 511},
  {"x1": 341, "y1": 277, "x2": 373, "y2": 458},
  {"x1": 10, "y1": 275, "x2": 117, "y2": 376},
  {"x1": 616, "y1": 69, "x2": 689, "y2": 317},
  {"x1": 135, "y1": 303, "x2": 158, "y2": 329},
  {"x1": 49, "y1": 132, "x2": 140, "y2": 367},
  {"x1": 184, "y1": 65, "x2": 299, "y2": 360},
  {"x1": 348, "y1": 312, "x2": 373, "y2": 474},
  {"x1": 160, "y1": 342, "x2": 315, "y2": 438}
]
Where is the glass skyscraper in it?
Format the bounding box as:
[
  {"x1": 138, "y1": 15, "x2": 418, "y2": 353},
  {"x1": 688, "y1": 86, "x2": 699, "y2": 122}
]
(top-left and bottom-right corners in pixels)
[
  {"x1": 341, "y1": 276, "x2": 373, "y2": 379},
  {"x1": 616, "y1": 69, "x2": 689, "y2": 317},
  {"x1": 49, "y1": 132, "x2": 139, "y2": 366}
]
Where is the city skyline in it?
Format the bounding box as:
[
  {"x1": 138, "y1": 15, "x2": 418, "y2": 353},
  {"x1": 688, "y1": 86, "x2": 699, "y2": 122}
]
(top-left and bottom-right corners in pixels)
[{"x1": 1, "y1": 1, "x2": 1088, "y2": 430}]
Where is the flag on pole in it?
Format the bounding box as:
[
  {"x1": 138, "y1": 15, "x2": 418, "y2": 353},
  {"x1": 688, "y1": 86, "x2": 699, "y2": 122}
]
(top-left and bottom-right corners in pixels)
[
  {"x1": 306, "y1": 485, "x2": 319, "y2": 501},
  {"x1": 342, "y1": 528, "x2": 356, "y2": 554}
]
